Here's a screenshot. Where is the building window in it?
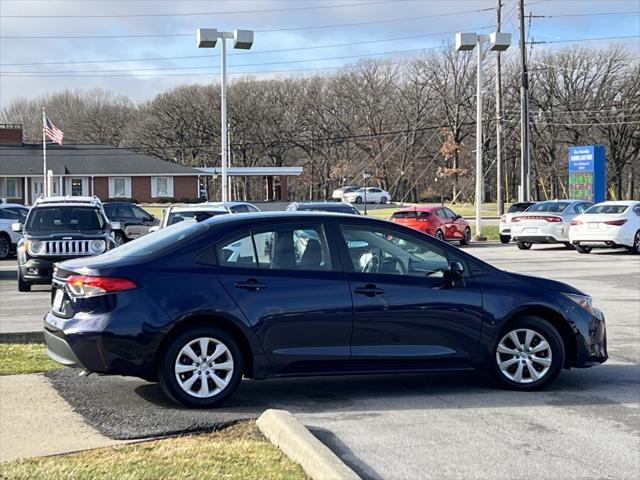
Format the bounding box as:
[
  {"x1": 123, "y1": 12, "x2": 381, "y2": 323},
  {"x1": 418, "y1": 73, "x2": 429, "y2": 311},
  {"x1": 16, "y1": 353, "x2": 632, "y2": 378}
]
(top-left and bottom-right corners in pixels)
[
  {"x1": 152, "y1": 177, "x2": 173, "y2": 198},
  {"x1": 71, "y1": 178, "x2": 83, "y2": 196},
  {"x1": 0, "y1": 178, "x2": 22, "y2": 199},
  {"x1": 108, "y1": 177, "x2": 131, "y2": 198}
]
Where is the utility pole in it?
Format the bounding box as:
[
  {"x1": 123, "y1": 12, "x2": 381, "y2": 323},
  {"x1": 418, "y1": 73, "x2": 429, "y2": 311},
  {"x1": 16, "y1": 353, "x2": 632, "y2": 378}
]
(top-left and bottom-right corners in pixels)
[
  {"x1": 518, "y1": 0, "x2": 531, "y2": 201},
  {"x1": 495, "y1": 0, "x2": 505, "y2": 215}
]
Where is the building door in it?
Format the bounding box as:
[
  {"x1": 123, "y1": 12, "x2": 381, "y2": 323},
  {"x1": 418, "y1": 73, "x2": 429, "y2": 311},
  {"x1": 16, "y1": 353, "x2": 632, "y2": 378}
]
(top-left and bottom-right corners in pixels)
[
  {"x1": 31, "y1": 178, "x2": 44, "y2": 203},
  {"x1": 66, "y1": 177, "x2": 88, "y2": 196}
]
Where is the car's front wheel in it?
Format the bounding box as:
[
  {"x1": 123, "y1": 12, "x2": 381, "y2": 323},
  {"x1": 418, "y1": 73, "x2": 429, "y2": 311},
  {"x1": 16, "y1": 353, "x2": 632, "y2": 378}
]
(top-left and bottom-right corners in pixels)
[
  {"x1": 158, "y1": 326, "x2": 244, "y2": 408},
  {"x1": 492, "y1": 317, "x2": 564, "y2": 391},
  {"x1": 435, "y1": 229, "x2": 444, "y2": 241},
  {"x1": 111, "y1": 231, "x2": 126, "y2": 247},
  {"x1": 354, "y1": 196, "x2": 363, "y2": 204},
  {"x1": 18, "y1": 272, "x2": 31, "y2": 292},
  {"x1": 0, "y1": 234, "x2": 10, "y2": 260},
  {"x1": 460, "y1": 228, "x2": 471, "y2": 246},
  {"x1": 379, "y1": 196, "x2": 387, "y2": 204},
  {"x1": 631, "y1": 230, "x2": 640, "y2": 254},
  {"x1": 516, "y1": 241, "x2": 532, "y2": 250}
]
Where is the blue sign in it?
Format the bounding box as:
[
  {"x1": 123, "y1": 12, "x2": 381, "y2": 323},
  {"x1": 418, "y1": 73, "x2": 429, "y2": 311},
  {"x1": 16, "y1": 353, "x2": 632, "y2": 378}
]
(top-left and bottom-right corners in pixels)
[{"x1": 568, "y1": 145, "x2": 605, "y2": 203}]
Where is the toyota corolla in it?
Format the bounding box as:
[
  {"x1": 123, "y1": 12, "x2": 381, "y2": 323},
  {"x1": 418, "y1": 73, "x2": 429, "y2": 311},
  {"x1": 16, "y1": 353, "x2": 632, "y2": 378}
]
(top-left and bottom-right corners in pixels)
[{"x1": 44, "y1": 212, "x2": 607, "y2": 407}]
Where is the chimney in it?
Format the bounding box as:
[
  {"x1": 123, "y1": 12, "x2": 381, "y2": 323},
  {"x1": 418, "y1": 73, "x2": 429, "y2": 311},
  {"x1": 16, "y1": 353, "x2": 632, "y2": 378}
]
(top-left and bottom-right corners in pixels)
[{"x1": 0, "y1": 124, "x2": 23, "y2": 145}]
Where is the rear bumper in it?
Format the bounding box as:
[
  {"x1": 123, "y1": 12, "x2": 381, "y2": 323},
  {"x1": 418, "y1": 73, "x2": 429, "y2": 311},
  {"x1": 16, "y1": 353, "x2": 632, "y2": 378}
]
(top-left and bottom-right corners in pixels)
[
  {"x1": 512, "y1": 235, "x2": 565, "y2": 244},
  {"x1": 44, "y1": 327, "x2": 83, "y2": 367}
]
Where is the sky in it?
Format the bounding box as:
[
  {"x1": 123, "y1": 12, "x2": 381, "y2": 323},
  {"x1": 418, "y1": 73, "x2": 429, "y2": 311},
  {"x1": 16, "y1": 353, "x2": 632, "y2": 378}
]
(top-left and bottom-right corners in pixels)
[{"x1": 0, "y1": 0, "x2": 638, "y2": 109}]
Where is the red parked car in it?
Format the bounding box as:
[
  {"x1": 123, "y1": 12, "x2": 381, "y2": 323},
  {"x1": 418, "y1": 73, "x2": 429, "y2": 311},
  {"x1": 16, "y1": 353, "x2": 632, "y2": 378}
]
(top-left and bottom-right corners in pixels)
[{"x1": 389, "y1": 205, "x2": 472, "y2": 245}]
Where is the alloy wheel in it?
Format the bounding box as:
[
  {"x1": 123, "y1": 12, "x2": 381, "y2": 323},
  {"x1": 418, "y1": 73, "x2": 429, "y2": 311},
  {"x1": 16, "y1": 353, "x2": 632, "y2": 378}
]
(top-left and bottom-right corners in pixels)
[
  {"x1": 635, "y1": 231, "x2": 640, "y2": 253},
  {"x1": 435, "y1": 230, "x2": 444, "y2": 241},
  {"x1": 495, "y1": 328, "x2": 552, "y2": 384},
  {"x1": 174, "y1": 337, "x2": 234, "y2": 399}
]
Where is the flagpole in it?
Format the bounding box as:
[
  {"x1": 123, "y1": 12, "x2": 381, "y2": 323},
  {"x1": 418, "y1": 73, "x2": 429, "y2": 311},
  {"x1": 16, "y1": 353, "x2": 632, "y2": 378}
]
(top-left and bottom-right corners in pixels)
[{"x1": 42, "y1": 106, "x2": 47, "y2": 198}]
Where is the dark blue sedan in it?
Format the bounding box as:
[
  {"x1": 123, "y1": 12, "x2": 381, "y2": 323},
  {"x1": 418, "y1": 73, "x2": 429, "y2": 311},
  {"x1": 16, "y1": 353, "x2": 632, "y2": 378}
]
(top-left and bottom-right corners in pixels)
[{"x1": 44, "y1": 212, "x2": 608, "y2": 407}]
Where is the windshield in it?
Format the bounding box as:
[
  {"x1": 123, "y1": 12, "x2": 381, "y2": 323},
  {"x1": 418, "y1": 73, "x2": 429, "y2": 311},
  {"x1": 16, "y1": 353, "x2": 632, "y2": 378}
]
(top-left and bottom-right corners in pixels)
[
  {"x1": 584, "y1": 204, "x2": 629, "y2": 214},
  {"x1": 26, "y1": 206, "x2": 105, "y2": 231},
  {"x1": 527, "y1": 202, "x2": 570, "y2": 213},
  {"x1": 167, "y1": 210, "x2": 226, "y2": 226},
  {"x1": 103, "y1": 221, "x2": 208, "y2": 258}
]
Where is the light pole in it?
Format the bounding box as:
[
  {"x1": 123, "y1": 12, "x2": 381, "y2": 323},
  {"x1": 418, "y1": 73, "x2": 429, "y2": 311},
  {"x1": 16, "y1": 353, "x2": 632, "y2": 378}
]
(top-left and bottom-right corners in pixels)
[
  {"x1": 455, "y1": 31, "x2": 510, "y2": 240},
  {"x1": 197, "y1": 28, "x2": 254, "y2": 203},
  {"x1": 363, "y1": 172, "x2": 371, "y2": 216}
]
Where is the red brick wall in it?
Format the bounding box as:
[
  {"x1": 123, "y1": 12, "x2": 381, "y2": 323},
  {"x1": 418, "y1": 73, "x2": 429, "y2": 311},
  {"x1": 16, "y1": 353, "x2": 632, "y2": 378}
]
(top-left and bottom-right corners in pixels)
[
  {"x1": 0, "y1": 127, "x2": 22, "y2": 145},
  {"x1": 131, "y1": 177, "x2": 152, "y2": 203},
  {"x1": 173, "y1": 176, "x2": 199, "y2": 201}
]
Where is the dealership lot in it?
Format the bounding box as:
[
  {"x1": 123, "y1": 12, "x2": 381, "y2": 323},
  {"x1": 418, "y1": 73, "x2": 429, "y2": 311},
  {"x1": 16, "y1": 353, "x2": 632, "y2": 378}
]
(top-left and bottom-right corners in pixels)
[{"x1": 1, "y1": 244, "x2": 638, "y2": 479}]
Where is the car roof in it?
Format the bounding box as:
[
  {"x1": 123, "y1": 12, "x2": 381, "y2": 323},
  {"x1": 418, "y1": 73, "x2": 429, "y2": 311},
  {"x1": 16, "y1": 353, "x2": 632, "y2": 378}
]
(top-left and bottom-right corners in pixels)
[
  {"x1": 0, "y1": 203, "x2": 28, "y2": 209},
  {"x1": 394, "y1": 205, "x2": 438, "y2": 212}
]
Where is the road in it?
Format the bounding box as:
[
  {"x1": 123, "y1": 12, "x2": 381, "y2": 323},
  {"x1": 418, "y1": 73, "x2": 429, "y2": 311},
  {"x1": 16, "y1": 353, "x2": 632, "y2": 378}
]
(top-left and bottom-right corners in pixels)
[
  {"x1": 2, "y1": 245, "x2": 638, "y2": 479},
  {"x1": 0, "y1": 260, "x2": 50, "y2": 334}
]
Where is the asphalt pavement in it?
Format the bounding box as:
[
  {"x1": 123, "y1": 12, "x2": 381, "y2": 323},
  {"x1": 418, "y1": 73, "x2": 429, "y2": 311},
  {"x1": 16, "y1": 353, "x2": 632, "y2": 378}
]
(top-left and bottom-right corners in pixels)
[{"x1": 2, "y1": 244, "x2": 639, "y2": 479}]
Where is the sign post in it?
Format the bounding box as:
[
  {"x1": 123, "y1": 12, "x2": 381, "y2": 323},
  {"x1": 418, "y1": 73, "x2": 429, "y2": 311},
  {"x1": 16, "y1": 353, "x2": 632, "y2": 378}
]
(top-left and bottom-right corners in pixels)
[{"x1": 568, "y1": 145, "x2": 605, "y2": 203}]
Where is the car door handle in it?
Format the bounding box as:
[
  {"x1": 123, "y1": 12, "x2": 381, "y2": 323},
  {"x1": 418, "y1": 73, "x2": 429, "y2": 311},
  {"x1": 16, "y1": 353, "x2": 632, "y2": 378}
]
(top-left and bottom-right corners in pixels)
[
  {"x1": 353, "y1": 284, "x2": 385, "y2": 296},
  {"x1": 234, "y1": 280, "x2": 267, "y2": 291}
]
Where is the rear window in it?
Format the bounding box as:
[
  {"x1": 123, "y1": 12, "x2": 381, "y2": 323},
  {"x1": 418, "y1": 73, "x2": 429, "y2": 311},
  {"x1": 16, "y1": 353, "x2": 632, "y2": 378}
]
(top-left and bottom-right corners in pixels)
[
  {"x1": 26, "y1": 206, "x2": 105, "y2": 231},
  {"x1": 527, "y1": 202, "x2": 570, "y2": 213},
  {"x1": 508, "y1": 203, "x2": 533, "y2": 213},
  {"x1": 300, "y1": 205, "x2": 358, "y2": 214},
  {"x1": 167, "y1": 210, "x2": 226, "y2": 225},
  {"x1": 102, "y1": 222, "x2": 207, "y2": 258},
  {"x1": 584, "y1": 204, "x2": 629, "y2": 214},
  {"x1": 391, "y1": 211, "x2": 430, "y2": 219}
]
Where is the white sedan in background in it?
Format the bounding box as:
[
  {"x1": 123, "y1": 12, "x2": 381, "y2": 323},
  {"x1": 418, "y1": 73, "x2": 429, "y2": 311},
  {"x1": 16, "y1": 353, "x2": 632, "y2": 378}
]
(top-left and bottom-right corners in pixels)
[
  {"x1": 342, "y1": 187, "x2": 391, "y2": 204},
  {"x1": 510, "y1": 199, "x2": 593, "y2": 250},
  {"x1": 569, "y1": 200, "x2": 640, "y2": 254}
]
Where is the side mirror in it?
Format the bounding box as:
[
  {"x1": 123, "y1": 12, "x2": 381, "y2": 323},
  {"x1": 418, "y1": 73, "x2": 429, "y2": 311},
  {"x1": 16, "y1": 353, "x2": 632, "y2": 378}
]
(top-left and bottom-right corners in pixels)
[
  {"x1": 11, "y1": 223, "x2": 23, "y2": 233},
  {"x1": 149, "y1": 226, "x2": 160, "y2": 233},
  {"x1": 444, "y1": 261, "x2": 465, "y2": 289},
  {"x1": 109, "y1": 221, "x2": 122, "y2": 231},
  {"x1": 455, "y1": 214, "x2": 462, "y2": 219}
]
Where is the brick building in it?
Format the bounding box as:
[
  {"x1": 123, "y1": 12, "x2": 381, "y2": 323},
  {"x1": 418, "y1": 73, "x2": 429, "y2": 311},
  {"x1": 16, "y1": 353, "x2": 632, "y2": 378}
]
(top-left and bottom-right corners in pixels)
[{"x1": 0, "y1": 125, "x2": 201, "y2": 205}]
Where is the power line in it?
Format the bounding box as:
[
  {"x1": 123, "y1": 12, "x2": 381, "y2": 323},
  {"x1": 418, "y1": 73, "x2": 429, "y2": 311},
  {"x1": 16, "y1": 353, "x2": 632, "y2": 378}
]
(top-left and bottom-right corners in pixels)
[
  {"x1": 0, "y1": 8, "x2": 494, "y2": 39},
  {"x1": 539, "y1": 11, "x2": 640, "y2": 18},
  {"x1": 530, "y1": 35, "x2": 639, "y2": 45},
  {"x1": 0, "y1": 0, "x2": 402, "y2": 18},
  {"x1": 0, "y1": 26, "x2": 492, "y2": 70}
]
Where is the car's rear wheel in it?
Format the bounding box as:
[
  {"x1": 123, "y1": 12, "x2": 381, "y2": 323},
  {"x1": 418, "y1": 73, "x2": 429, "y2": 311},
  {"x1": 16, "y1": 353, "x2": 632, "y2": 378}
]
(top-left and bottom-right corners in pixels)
[
  {"x1": 111, "y1": 231, "x2": 126, "y2": 247},
  {"x1": 379, "y1": 196, "x2": 387, "y2": 204},
  {"x1": 516, "y1": 241, "x2": 532, "y2": 250},
  {"x1": 563, "y1": 242, "x2": 575, "y2": 250},
  {"x1": 631, "y1": 230, "x2": 640, "y2": 254},
  {"x1": 158, "y1": 326, "x2": 244, "y2": 408},
  {"x1": 576, "y1": 244, "x2": 592, "y2": 254},
  {"x1": 355, "y1": 196, "x2": 363, "y2": 204},
  {"x1": 0, "y1": 234, "x2": 10, "y2": 259},
  {"x1": 460, "y1": 228, "x2": 471, "y2": 246},
  {"x1": 492, "y1": 316, "x2": 564, "y2": 391},
  {"x1": 18, "y1": 272, "x2": 31, "y2": 292},
  {"x1": 499, "y1": 235, "x2": 511, "y2": 244},
  {"x1": 435, "y1": 229, "x2": 444, "y2": 241}
]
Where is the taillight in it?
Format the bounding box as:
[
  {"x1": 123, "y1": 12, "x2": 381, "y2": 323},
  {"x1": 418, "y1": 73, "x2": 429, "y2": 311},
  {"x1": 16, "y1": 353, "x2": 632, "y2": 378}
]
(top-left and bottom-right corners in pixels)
[
  {"x1": 604, "y1": 219, "x2": 627, "y2": 226},
  {"x1": 67, "y1": 275, "x2": 137, "y2": 297},
  {"x1": 544, "y1": 216, "x2": 562, "y2": 223},
  {"x1": 500, "y1": 215, "x2": 506, "y2": 223},
  {"x1": 570, "y1": 220, "x2": 583, "y2": 226}
]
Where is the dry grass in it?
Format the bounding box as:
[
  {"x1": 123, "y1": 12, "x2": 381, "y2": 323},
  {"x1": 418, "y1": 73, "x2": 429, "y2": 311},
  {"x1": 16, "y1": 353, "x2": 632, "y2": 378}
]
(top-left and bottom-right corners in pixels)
[{"x1": 1, "y1": 421, "x2": 306, "y2": 480}]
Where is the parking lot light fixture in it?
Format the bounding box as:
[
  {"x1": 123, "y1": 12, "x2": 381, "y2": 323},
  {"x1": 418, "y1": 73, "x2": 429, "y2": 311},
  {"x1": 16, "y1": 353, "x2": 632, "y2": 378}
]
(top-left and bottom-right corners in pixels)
[
  {"x1": 197, "y1": 28, "x2": 254, "y2": 202},
  {"x1": 455, "y1": 31, "x2": 510, "y2": 241}
]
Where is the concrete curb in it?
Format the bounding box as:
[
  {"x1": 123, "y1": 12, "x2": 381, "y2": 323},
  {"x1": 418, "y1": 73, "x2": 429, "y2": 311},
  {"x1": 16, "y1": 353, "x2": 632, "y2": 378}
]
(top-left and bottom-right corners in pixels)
[
  {"x1": 0, "y1": 331, "x2": 43, "y2": 343},
  {"x1": 257, "y1": 409, "x2": 360, "y2": 480}
]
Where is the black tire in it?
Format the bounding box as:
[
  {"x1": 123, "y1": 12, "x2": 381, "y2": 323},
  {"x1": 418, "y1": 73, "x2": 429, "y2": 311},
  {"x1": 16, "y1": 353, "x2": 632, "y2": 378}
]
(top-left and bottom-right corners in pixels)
[
  {"x1": 435, "y1": 229, "x2": 444, "y2": 241},
  {"x1": 112, "y1": 231, "x2": 126, "y2": 247},
  {"x1": 631, "y1": 230, "x2": 640, "y2": 254},
  {"x1": 18, "y1": 272, "x2": 31, "y2": 292},
  {"x1": 355, "y1": 196, "x2": 363, "y2": 204},
  {"x1": 379, "y1": 196, "x2": 388, "y2": 204},
  {"x1": 0, "y1": 234, "x2": 10, "y2": 260},
  {"x1": 158, "y1": 325, "x2": 244, "y2": 408},
  {"x1": 563, "y1": 242, "x2": 575, "y2": 250},
  {"x1": 491, "y1": 316, "x2": 565, "y2": 391},
  {"x1": 575, "y1": 244, "x2": 592, "y2": 254},
  {"x1": 517, "y1": 241, "x2": 532, "y2": 250},
  {"x1": 460, "y1": 228, "x2": 471, "y2": 246},
  {"x1": 499, "y1": 235, "x2": 511, "y2": 244}
]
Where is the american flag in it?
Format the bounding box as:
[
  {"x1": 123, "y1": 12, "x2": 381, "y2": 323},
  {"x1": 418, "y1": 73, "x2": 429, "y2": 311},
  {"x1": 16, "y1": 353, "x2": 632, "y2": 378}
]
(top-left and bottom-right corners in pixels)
[{"x1": 44, "y1": 116, "x2": 64, "y2": 145}]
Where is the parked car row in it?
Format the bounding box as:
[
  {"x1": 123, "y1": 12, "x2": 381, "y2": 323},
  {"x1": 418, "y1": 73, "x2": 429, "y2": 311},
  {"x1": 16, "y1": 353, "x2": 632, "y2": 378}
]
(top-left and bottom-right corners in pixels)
[{"x1": 501, "y1": 199, "x2": 639, "y2": 254}]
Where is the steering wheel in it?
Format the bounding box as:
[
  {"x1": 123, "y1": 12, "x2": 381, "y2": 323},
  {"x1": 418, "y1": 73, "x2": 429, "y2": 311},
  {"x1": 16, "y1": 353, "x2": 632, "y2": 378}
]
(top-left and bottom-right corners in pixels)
[
  {"x1": 363, "y1": 255, "x2": 381, "y2": 273},
  {"x1": 382, "y1": 256, "x2": 407, "y2": 274}
]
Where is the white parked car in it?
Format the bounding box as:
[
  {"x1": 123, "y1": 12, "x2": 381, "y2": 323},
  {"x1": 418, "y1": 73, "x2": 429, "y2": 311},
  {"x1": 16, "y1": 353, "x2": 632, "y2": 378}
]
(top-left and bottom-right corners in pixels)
[
  {"x1": 342, "y1": 187, "x2": 391, "y2": 204},
  {"x1": 569, "y1": 200, "x2": 640, "y2": 254},
  {"x1": 0, "y1": 202, "x2": 29, "y2": 259},
  {"x1": 331, "y1": 185, "x2": 361, "y2": 201},
  {"x1": 499, "y1": 202, "x2": 536, "y2": 244},
  {"x1": 150, "y1": 201, "x2": 260, "y2": 232},
  {"x1": 510, "y1": 199, "x2": 593, "y2": 250}
]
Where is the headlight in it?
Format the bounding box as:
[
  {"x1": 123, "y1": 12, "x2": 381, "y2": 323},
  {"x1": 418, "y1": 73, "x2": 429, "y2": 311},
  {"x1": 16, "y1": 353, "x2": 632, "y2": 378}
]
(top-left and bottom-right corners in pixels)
[
  {"x1": 89, "y1": 239, "x2": 106, "y2": 253},
  {"x1": 563, "y1": 292, "x2": 594, "y2": 314},
  {"x1": 27, "y1": 240, "x2": 44, "y2": 255}
]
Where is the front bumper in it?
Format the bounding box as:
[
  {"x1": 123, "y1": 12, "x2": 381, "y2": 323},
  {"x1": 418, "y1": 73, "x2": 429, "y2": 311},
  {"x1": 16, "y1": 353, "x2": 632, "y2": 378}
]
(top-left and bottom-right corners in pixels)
[
  {"x1": 19, "y1": 258, "x2": 56, "y2": 283},
  {"x1": 571, "y1": 307, "x2": 608, "y2": 368}
]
